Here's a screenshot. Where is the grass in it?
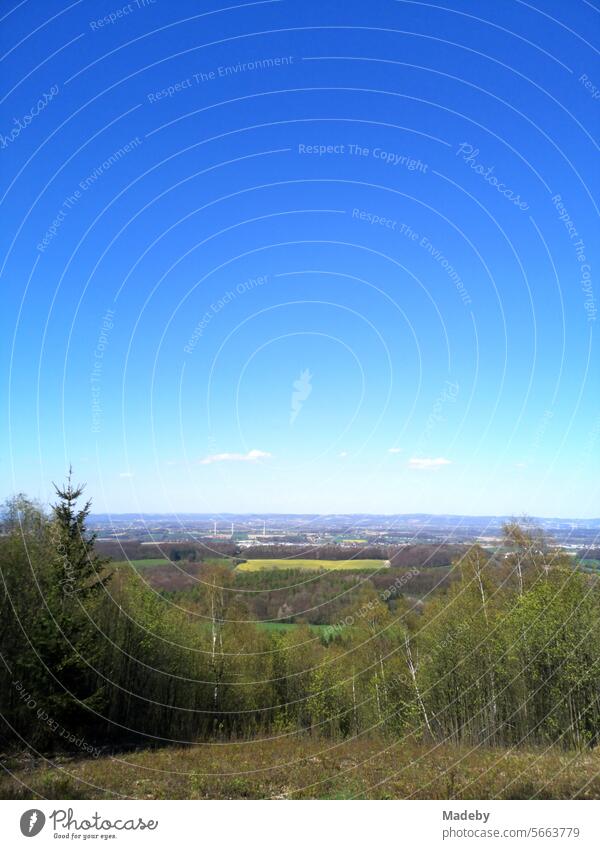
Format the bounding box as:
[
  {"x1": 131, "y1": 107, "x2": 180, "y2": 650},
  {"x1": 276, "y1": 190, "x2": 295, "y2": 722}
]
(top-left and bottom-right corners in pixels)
[
  {"x1": 114, "y1": 557, "x2": 237, "y2": 570},
  {"x1": 336, "y1": 539, "x2": 368, "y2": 544},
  {"x1": 256, "y1": 622, "x2": 331, "y2": 634},
  {"x1": 114, "y1": 558, "x2": 170, "y2": 569},
  {"x1": 193, "y1": 621, "x2": 334, "y2": 638},
  {"x1": 580, "y1": 559, "x2": 600, "y2": 571},
  {"x1": 3, "y1": 736, "x2": 600, "y2": 800},
  {"x1": 236, "y1": 558, "x2": 386, "y2": 572}
]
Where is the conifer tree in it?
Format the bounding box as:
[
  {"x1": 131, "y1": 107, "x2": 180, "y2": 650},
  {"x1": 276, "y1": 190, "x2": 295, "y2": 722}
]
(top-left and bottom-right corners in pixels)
[{"x1": 50, "y1": 467, "x2": 111, "y2": 598}]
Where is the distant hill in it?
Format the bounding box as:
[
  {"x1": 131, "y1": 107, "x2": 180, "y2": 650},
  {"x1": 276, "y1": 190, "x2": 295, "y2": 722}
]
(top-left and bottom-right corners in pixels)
[{"x1": 90, "y1": 512, "x2": 600, "y2": 528}]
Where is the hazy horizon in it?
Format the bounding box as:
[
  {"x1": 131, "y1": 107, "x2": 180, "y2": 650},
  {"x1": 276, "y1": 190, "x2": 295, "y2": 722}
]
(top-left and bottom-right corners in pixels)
[{"x1": 86, "y1": 509, "x2": 599, "y2": 523}]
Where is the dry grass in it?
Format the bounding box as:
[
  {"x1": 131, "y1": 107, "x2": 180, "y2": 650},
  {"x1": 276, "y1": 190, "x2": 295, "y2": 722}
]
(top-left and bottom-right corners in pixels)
[{"x1": 3, "y1": 736, "x2": 600, "y2": 800}]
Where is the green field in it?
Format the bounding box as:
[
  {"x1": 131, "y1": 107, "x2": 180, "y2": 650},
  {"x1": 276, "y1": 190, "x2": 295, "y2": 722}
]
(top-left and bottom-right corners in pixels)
[
  {"x1": 114, "y1": 558, "x2": 234, "y2": 570},
  {"x1": 257, "y1": 622, "x2": 330, "y2": 633},
  {"x1": 114, "y1": 558, "x2": 170, "y2": 569},
  {"x1": 579, "y1": 558, "x2": 600, "y2": 572},
  {"x1": 236, "y1": 558, "x2": 386, "y2": 572}
]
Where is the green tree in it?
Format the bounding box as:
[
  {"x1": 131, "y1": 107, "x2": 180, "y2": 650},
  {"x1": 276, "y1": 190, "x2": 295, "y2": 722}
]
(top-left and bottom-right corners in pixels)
[
  {"x1": 0, "y1": 477, "x2": 112, "y2": 749},
  {"x1": 49, "y1": 468, "x2": 111, "y2": 599}
]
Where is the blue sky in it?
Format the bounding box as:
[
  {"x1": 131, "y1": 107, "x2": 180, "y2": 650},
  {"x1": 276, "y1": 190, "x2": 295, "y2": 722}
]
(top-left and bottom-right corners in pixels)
[{"x1": 1, "y1": 0, "x2": 598, "y2": 516}]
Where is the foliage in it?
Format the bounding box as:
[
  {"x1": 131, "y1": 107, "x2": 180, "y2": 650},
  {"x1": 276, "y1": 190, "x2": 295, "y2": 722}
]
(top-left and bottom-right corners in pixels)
[{"x1": 2, "y1": 484, "x2": 599, "y2": 759}]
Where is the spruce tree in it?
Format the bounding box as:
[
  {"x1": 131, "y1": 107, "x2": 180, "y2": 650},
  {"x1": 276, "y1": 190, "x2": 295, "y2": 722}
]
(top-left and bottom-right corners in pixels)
[{"x1": 50, "y1": 467, "x2": 111, "y2": 598}]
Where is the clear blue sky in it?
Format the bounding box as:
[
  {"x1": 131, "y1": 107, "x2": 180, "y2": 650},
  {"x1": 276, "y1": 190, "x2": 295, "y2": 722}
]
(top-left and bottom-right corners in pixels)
[{"x1": 1, "y1": 0, "x2": 598, "y2": 517}]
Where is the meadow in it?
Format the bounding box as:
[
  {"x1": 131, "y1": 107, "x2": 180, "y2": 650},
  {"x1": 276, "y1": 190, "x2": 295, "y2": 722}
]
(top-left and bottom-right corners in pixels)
[
  {"x1": 115, "y1": 558, "x2": 236, "y2": 570},
  {"x1": 236, "y1": 558, "x2": 386, "y2": 571},
  {"x1": 115, "y1": 558, "x2": 170, "y2": 569}
]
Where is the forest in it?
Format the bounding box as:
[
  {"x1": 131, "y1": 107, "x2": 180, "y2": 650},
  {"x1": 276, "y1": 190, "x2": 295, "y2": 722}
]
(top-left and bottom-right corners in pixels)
[{"x1": 1, "y1": 477, "x2": 599, "y2": 765}]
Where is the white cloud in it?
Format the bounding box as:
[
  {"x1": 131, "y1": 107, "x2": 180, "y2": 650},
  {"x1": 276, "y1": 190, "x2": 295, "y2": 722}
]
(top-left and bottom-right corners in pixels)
[
  {"x1": 388, "y1": 447, "x2": 402, "y2": 454},
  {"x1": 408, "y1": 457, "x2": 451, "y2": 470},
  {"x1": 339, "y1": 451, "x2": 348, "y2": 458},
  {"x1": 199, "y1": 449, "x2": 272, "y2": 465},
  {"x1": 515, "y1": 462, "x2": 527, "y2": 468},
  {"x1": 119, "y1": 471, "x2": 134, "y2": 478}
]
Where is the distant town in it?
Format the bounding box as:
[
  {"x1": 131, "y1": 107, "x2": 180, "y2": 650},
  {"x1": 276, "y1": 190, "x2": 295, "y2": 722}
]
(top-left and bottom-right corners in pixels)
[{"x1": 90, "y1": 512, "x2": 600, "y2": 551}]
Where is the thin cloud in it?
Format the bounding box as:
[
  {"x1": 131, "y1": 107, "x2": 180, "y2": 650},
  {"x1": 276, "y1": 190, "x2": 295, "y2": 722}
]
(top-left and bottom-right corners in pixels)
[
  {"x1": 199, "y1": 449, "x2": 272, "y2": 465},
  {"x1": 408, "y1": 457, "x2": 451, "y2": 469},
  {"x1": 388, "y1": 447, "x2": 402, "y2": 454},
  {"x1": 119, "y1": 471, "x2": 134, "y2": 478}
]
